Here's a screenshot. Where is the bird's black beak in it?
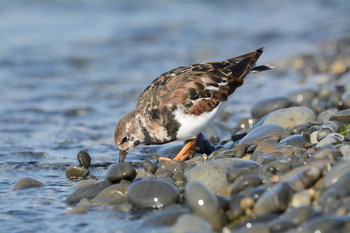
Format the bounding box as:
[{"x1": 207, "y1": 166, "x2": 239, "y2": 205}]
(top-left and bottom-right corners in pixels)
[{"x1": 119, "y1": 150, "x2": 128, "y2": 163}]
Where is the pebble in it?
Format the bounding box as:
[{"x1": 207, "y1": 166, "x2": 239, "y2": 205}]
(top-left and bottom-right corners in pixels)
[
  {"x1": 316, "y1": 132, "x2": 344, "y2": 148},
  {"x1": 127, "y1": 179, "x2": 179, "y2": 208},
  {"x1": 329, "y1": 108, "x2": 350, "y2": 123},
  {"x1": 230, "y1": 176, "x2": 263, "y2": 195},
  {"x1": 279, "y1": 206, "x2": 320, "y2": 225},
  {"x1": 255, "y1": 139, "x2": 301, "y2": 156},
  {"x1": 262, "y1": 107, "x2": 316, "y2": 129},
  {"x1": 105, "y1": 163, "x2": 137, "y2": 183},
  {"x1": 66, "y1": 165, "x2": 89, "y2": 180},
  {"x1": 317, "y1": 121, "x2": 340, "y2": 141},
  {"x1": 323, "y1": 160, "x2": 350, "y2": 188},
  {"x1": 316, "y1": 108, "x2": 339, "y2": 123},
  {"x1": 309, "y1": 131, "x2": 319, "y2": 144},
  {"x1": 12, "y1": 177, "x2": 46, "y2": 191},
  {"x1": 341, "y1": 90, "x2": 350, "y2": 108},
  {"x1": 77, "y1": 151, "x2": 91, "y2": 169},
  {"x1": 171, "y1": 213, "x2": 214, "y2": 233},
  {"x1": 240, "y1": 124, "x2": 286, "y2": 146},
  {"x1": 185, "y1": 181, "x2": 226, "y2": 232},
  {"x1": 141, "y1": 207, "x2": 189, "y2": 227},
  {"x1": 280, "y1": 134, "x2": 308, "y2": 146},
  {"x1": 253, "y1": 182, "x2": 293, "y2": 216},
  {"x1": 287, "y1": 87, "x2": 317, "y2": 105},
  {"x1": 251, "y1": 96, "x2": 292, "y2": 118},
  {"x1": 291, "y1": 190, "x2": 313, "y2": 208},
  {"x1": 90, "y1": 183, "x2": 128, "y2": 205},
  {"x1": 185, "y1": 158, "x2": 261, "y2": 196},
  {"x1": 141, "y1": 160, "x2": 158, "y2": 174},
  {"x1": 65, "y1": 179, "x2": 112, "y2": 205},
  {"x1": 250, "y1": 151, "x2": 275, "y2": 165}
]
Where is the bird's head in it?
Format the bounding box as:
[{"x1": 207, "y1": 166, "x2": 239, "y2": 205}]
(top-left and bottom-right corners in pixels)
[{"x1": 114, "y1": 111, "x2": 144, "y2": 162}]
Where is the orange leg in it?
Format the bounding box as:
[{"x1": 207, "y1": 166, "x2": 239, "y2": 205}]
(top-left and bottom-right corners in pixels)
[{"x1": 158, "y1": 135, "x2": 199, "y2": 161}]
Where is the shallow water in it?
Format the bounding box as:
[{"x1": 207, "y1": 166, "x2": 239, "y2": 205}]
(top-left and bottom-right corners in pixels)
[{"x1": 1, "y1": 0, "x2": 350, "y2": 232}]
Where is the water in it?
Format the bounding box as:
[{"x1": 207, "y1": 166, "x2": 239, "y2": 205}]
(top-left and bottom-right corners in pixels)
[{"x1": 0, "y1": 0, "x2": 349, "y2": 232}]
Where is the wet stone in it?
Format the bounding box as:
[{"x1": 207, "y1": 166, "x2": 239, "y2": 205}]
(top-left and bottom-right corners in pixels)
[
  {"x1": 65, "y1": 179, "x2": 112, "y2": 205},
  {"x1": 185, "y1": 158, "x2": 261, "y2": 196},
  {"x1": 329, "y1": 108, "x2": 350, "y2": 123},
  {"x1": 250, "y1": 151, "x2": 275, "y2": 165},
  {"x1": 323, "y1": 160, "x2": 350, "y2": 188},
  {"x1": 316, "y1": 108, "x2": 339, "y2": 123},
  {"x1": 90, "y1": 183, "x2": 128, "y2": 205},
  {"x1": 77, "y1": 150, "x2": 91, "y2": 168},
  {"x1": 105, "y1": 163, "x2": 137, "y2": 183},
  {"x1": 231, "y1": 176, "x2": 263, "y2": 195},
  {"x1": 262, "y1": 160, "x2": 291, "y2": 174},
  {"x1": 185, "y1": 181, "x2": 226, "y2": 232},
  {"x1": 251, "y1": 96, "x2": 292, "y2": 118},
  {"x1": 253, "y1": 182, "x2": 293, "y2": 216},
  {"x1": 157, "y1": 160, "x2": 186, "y2": 174},
  {"x1": 279, "y1": 206, "x2": 320, "y2": 225},
  {"x1": 12, "y1": 177, "x2": 46, "y2": 191},
  {"x1": 240, "y1": 124, "x2": 286, "y2": 146},
  {"x1": 141, "y1": 207, "x2": 188, "y2": 227},
  {"x1": 282, "y1": 167, "x2": 321, "y2": 192},
  {"x1": 262, "y1": 107, "x2": 316, "y2": 129},
  {"x1": 255, "y1": 139, "x2": 301, "y2": 156},
  {"x1": 127, "y1": 179, "x2": 179, "y2": 208},
  {"x1": 66, "y1": 165, "x2": 89, "y2": 180},
  {"x1": 141, "y1": 160, "x2": 158, "y2": 174},
  {"x1": 172, "y1": 213, "x2": 213, "y2": 233}
]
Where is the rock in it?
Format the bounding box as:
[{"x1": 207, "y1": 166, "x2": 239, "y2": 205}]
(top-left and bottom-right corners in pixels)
[
  {"x1": 255, "y1": 139, "x2": 302, "y2": 156},
  {"x1": 251, "y1": 97, "x2": 292, "y2": 118},
  {"x1": 282, "y1": 167, "x2": 321, "y2": 192},
  {"x1": 141, "y1": 207, "x2": 189, "y2": 227},
  {"x1": 185, "y1": 158, "x2": 261, "y2": 196},
  {"x1": 341, "y1": 90, "x2": 350, "y2": 108},
  {"x1": 66, "y1": 165, "x2": 89, "y2": 180},
  {"x1": 287, "y1": 87, "x2": 317, "y2": 105},
  {"x1": 171, "y1": 213, "x2": 214, "y2": 233},
  {"x1": 317, "y1": 121, "x2": 340, "y2": 141},
  {"x1": 77, "y1": 151, "x2": 91, "y2": 168},
  {"x1": 279, "y1": 206, "x2": 320, "y2": 225},
  {"x1": 330, "y1": 109, "x2": 350, "y2": 123},
  {"x1": 316, "y1": 133, "x2": 344, "y2": 148},
  {"x1": 253, "y1": 182, "x2": 293, "y2": 216},
  {"x1": 240, "y1": 124, "x2": 286, "y2": 146},
  {"x1": 280, "y1": 134, "x2": 308, "y2": 146},
  {"x1": 90, "y1": 183, "x2": 128, "y2": 205},
  {"x1": 250, "y1": 151, "x2": 275, "y2": 165},
  {"x1": 141, "y1": 160, "x2": 158, "y2": 174},
  {"x1": 65, "y1": 179, "x2": 112, "y2": 205},
  {"x1": 323, "y1": 160, "x2": 350, "y2": 188},
  {"x1": 317, "y1": 108, "x2": 339, "y2": 124},
  {"x1": 105, "y1": 163, "x2": 137, "y2": 183},
  {"x1": 185, "y1": 181, "x2": 226, "y2": 232},
  {"x1": 12, "y1": 177, "x2": 46, "y2": 191},
  {"x1": 262, "y1": 107, "x2": 316, "y2": 129},
  {"x1": 127, "y1": 179, "x2": 179, "y2": 208},
  {"x1": 231, "y1": 176, "x2": 264, "y2": 194},
  {"x1": 291, "y1": 190, "x2": 313, "y2": 208}
]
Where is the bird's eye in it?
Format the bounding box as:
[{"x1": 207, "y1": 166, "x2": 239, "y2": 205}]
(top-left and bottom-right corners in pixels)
[{"x1": 121, "y1": 136, "x2": 128, "y2": 144}]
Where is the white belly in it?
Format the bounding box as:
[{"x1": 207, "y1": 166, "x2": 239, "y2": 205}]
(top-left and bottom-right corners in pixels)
[{"x1": 173, "y1": 102, "x2": 228, "y2": 140}]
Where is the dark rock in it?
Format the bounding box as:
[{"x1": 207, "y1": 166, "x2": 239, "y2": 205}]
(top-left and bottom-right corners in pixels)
[
  {"x1": 105, "y1": 163, "x2": 137, "y2": 183},
  {"x1": 12, "y1": 177, "x2": 46, "y2": 191}
]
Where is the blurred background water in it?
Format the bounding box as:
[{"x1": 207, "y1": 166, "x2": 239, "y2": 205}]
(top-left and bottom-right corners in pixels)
[{"x1": 0, "y1": 0, "x2": 349, "y2": 232}]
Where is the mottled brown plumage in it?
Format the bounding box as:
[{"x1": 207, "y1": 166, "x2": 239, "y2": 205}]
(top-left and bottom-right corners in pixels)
[{"x1": 115, "y1": 48, "x2": 271, "y2": 162}]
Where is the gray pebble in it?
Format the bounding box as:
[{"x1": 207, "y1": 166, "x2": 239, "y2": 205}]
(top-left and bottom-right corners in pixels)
[
  {"x1": 172, "y1": 213, "x2": 214, "y2": 233},
  {"x1": 251, "y1": 96, "x2": 292, "y2": 118},
  {"x1": 317, "y1": 108, "x2": 339, "y2": 124},
  {"x1": 316, "y1": 132, "x2": 344, "y2": 148},
  {"x1": 65, "y1": 179, "x2": 112, "y2": 205},
  {"x1": 77, "y1": 151, "x2": 91, "y2": 169},
  {"x1": 280, "y1": 134, "x2": 307, "y2": 146},
  {"x1": 141, "y1": 160, "x2": 158, "y2": 174},
  {"x1": 240, "y1": 124, "x2": 286, "y2": 146},
  {"x1": 127, "y1": 179, "x2": 179, "y2": 208},
  {"x1": 323, "y1": 160, "x2": 350, "y2": 188},
  {"x1": 279, "y1": 206, "x2": 320, "y2": 225},
  {"x1": 330, "y1": 108, "x2": 350, "y2": 123},
  {"x1": 105, "y1": 163, "x2": 137, "y2": 183},
  {"x1": 185, "y1": 181, "x2": 226, "y2": 232},
  {"x1": 12, "y1": 177, "x2": 46, "y2": 191},
  {"x1": 341, "y1": 90, "x2": 350, "y2": 108},
  {"x1": 231, "y1": 176, "x2": 263, "y2": 194},
  {"x1": 66, "y1": 165, "x2": 89, "y2": 180},
  {"x1": 90, "y1": 183, "x2": 128, "y2": 205}
]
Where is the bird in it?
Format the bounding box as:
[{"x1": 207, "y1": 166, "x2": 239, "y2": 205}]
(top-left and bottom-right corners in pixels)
[{"x1": 115, "y1": 48, "x2": 272, "y2": 162}]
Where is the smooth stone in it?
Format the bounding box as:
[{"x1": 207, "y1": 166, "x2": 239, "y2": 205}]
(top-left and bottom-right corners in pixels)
[
  {"x1": 90, "y1": 183, "x2": 128, "y2": 205},
  {"x1": 282, "y1": 167, "x2": 321, "y2": 192},
  {"x1": 185, "y1": 158, "x2": 261, "y2": 196},
  {"x1": 339, "y1": 144, "x2": 350, "y2": 159},
  {"x1": 317, "y1": 121, "x2": 340, "y2": 141},
  {"x1": 291, "y1": 190, "x2": 312, "y2": 208},
  {"x1": 141, "y1": 160, "x2": 158, "y2": 174},
  {"x1": 157, "y1": 160, "x2": 186, "y2": 174},
  {"x1": 289, "y1": 123, "x2": 310, "y2": 134},
  {"x1": 127, "y1": 179, "x2": 179, "y2": 208},
  {"x1": 262, "y1": 160, "x2": 291, "y2": 174},
  {"x1": 105, "y1": 163, "x2": 137, "y2": 183},
  {"x1": 185, "y1": 181, "x2": 226, "y2": 232},
  {"x1": 329, "y1": 109, "x2": 350, "y2": 123},
  {"x1": 262, "y1": 107, "x2": 316, "y2": 129},
  {"x1": 66, "y1": 165, "x2": 89, "y2": 180},
  {"x1": 310, "y1": 144, "x2": 340, "y2": 160},
  {"x1": 240, "y1": 124, "x2": 286, "y2": 146},
  {"x1": 279, "y1": 206, "x2": 320, "y2": 225},
  {"x1": 73, "y1": 179, "x2": 98, "y2": 189},
  {"x1": 287, "y1": 87, "x2": 317, "y2": 105},
  {"x1": 172, "y1": 213, "x2": 214, "y2": 233},
  {"x1": 250, "y1": 151, "x2": 275, "y2": 165},
  {"x1": 65, "y1": 179, "x2": 112, "y2": 205},
  {"x1": 323, "y1": 160, "x2": 350, "y2": 188},
  {"x1": 230, "y1": 176, "x2": 263, "y2": 194},
  {"x1": 66, "y1": 205, "x2": 89, "y2": 215},
  {"x1": 316, "y1": 133, "x2": 344, "y2": 148},
  {"x1": 316, "y1": 108, "x2": 339, "y2": 124},
  {"x1": 253, "y1": 182, "x2": 293, "y2": 216},
  {"x1": 77, "y1": 151, "x2": 91, "y2": 168},
  {"x1": 310, "y1": 131, "x2": 319, "y2": 144},
  {"x1": 280, "y1": 134, "x2": 307, "y2": 146},
  {"x1": 12, "y1": 177, "x2": 46, "y2": 191},
  {"x1": 251, "y1": 97, "x2": 292, "y2": 118},
  {"x1": 291, "y1": 215, "x2": 349, "y2": 233},
  {"x1": 342, "y1": 90, "x2": 350, "y2": 108},
  {"x1": 268, "y1": 219, "x2": 297, "y2": 233},
  {"x1": 255, "y1": 139, "x2": 301, "y2": 156},
  {"x1": 141, "y1": 208, "x2": 189, "y2": 227}
]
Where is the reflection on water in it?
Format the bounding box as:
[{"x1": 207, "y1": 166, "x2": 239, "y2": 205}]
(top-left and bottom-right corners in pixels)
[{"x1": 0, "y1": 0, "x2": 349, "y2": 232}]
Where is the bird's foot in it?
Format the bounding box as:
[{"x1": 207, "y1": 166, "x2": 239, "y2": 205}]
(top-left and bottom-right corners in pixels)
[{"x1": 158, "y1": 135, "x2": 199, "y2": 161}]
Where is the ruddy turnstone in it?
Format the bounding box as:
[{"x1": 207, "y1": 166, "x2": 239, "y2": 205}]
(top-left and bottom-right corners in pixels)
[{"x1": 115, "y1": 48, "x2": 271, "y2": 162}]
